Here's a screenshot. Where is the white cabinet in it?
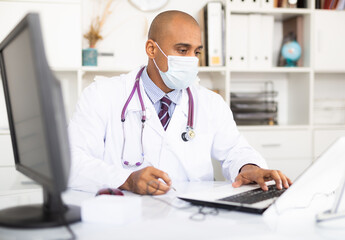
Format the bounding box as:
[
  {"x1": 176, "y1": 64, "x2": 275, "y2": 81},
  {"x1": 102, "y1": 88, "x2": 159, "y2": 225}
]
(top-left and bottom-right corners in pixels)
[
  {"x1": 240, "y1": 129, "x2": 312, "y2": 159},
  {"x1": 240, "y1": 128, "x2": 312, "y2": 180},
  {"x1": 314, "y1": 11, "x2": 345, "y2": 71},
  {"x1": 265, "y1": 159, "x2": 311, "y2": 181},
  {"x1": 313, "y1": 73, "x2": 345, "y2": 126},
  {"x1": 314, "y1": 129, "x2": 345, "y2": 158}
]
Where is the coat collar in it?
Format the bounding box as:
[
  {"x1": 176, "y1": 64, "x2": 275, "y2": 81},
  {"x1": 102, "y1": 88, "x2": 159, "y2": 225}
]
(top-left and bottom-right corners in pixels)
[
  {"x1": 124, "y1": 66, "x2": 189, "y2": 117},
  {"x1": 123, "y1": 66, "x2": 191, "y2": 137}
]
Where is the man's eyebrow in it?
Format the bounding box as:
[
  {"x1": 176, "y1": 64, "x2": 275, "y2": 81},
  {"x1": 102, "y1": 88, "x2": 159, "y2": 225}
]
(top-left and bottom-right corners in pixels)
[
  {"x1": 174, "y1": 43, "x2": 203, "y2": 49},
  {"x1": 174, "y1": 43, "x2": 191, "y2": 48}
]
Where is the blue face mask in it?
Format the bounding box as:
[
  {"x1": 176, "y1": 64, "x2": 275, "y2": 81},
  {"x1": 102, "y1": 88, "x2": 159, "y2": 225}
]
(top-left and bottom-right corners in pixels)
[{"x1": 153, "y1": 42, "x2": 199, "y2": 90}]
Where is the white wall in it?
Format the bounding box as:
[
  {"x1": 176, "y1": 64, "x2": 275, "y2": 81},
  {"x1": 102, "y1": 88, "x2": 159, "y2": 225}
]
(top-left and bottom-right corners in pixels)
[
  {"x1": 81, "y1": 0, "x2": 211, "y2": 69},
  {"x1": 0, "y1": 0, "x2": 81, "y2": 69}
]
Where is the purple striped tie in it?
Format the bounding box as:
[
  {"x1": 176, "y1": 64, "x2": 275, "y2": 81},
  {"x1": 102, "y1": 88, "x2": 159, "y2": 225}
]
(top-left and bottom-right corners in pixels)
[{"x1": 158, "y1": 96, "x2": 172, "y2": 130}]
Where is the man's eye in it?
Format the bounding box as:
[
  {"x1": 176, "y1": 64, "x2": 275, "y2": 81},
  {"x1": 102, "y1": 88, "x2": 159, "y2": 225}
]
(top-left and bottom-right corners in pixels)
[
  {"x1": 195, "y1": 51, "x2": 201, "y2": 56},
  {"x1": 178, "y1": 49, "x2": 187, "y2": 54}
]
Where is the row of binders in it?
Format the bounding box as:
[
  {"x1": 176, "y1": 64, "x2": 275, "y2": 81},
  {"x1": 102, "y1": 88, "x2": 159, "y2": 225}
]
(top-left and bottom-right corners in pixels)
[
  {"x1": 316, "y1": 0, "x2": 345, "y2": 9},
  {"x1": 229, "y1": 14, "x2": 274, "y2": 69},
  {"x1": 199, "y1": 2, "x2": 307, "y2": 68},
  {"x1": 199, "y1": 2, "x2": 275, "y2": 68}
]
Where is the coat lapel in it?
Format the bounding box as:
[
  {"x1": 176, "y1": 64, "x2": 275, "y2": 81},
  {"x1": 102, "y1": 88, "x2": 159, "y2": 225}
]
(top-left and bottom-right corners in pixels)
[
  {"x1": 165, "y1": 89, "x2": 189, "y2": 136},
  {"x1": 139, "y1": 80, "x2": 165, "y2": 137}
]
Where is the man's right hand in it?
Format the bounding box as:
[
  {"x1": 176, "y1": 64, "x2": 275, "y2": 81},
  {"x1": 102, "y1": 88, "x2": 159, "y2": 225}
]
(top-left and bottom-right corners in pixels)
[{"x1": 119, "y1": 166, "x2": 172, "y2": 195}]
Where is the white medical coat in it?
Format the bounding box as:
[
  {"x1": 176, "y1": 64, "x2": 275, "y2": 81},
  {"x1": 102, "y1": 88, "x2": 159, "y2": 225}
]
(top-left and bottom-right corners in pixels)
[{"x1": 68, "y1": 67, "x2": 267, "y2": 192}]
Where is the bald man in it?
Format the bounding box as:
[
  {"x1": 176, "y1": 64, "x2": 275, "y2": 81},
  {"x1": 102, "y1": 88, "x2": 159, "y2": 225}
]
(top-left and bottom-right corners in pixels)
[{"x1": 68, "y1": 10, "x2": 292, "y2": 195}]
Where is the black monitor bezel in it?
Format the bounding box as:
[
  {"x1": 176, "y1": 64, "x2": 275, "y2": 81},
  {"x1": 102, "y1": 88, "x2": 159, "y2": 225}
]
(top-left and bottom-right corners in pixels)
[{"x1": 0, "y1": 13, "x2": 69, "y2": 194}]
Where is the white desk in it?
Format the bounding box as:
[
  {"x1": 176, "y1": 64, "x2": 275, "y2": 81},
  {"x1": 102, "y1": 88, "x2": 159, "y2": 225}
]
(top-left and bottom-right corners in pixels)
[{"x1": 0, "y1": 179, "x2": 345, "y2": 240}]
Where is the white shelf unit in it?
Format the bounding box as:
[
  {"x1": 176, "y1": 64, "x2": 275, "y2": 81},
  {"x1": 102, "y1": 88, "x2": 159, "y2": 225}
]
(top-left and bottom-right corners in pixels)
[
  {"x1": 223, "y1": 0, "x2": 345, "y2": 179},
  {"x1": 1, "y1": 0, "x2": 345, "y2": 180},
  {"x1": 230, "y1": 8, "x2": 312, "y2": 14},
  {"x1": 230, "y1": 67, "x2": 312, "y2": 73}
]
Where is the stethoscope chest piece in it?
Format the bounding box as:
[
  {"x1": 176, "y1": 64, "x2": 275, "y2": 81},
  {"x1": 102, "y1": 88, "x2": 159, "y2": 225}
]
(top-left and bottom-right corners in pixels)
[{"x1": 181, "y1": 127, "x2": 195, "y2": 142}]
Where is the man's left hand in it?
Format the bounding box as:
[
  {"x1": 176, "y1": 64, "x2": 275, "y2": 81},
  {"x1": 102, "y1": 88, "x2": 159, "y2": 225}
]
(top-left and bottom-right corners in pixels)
[{"x1": 232, "y1": 164, "x2": 292, "y2": 191}]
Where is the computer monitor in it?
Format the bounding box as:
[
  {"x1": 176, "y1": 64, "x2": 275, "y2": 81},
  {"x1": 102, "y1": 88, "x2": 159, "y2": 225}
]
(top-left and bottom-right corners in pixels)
[{"x1": 0, "y1": 13, "x2": 80, "y2": 228}]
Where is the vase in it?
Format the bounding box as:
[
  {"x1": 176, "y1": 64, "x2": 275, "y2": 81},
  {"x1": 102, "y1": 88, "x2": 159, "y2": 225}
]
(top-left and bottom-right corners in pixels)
[{"x1": 82, "y1": 48, "x2": 98, "y2": 66}]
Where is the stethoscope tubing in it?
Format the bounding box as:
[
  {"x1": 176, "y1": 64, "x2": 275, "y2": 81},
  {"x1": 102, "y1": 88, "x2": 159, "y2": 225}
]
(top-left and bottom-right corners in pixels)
[
  {"x1": 121, "y1": 66, "x2": 194, "y2": 129},
  {"x1": 120, "y1": 66, "x2": 195, "y2": 167},
  {"x1": 186, "y1": 87, "x2": 194, "y2": 128},
  {"x1": 121, "y1": 67, "x2": 146, "y2": 122}
]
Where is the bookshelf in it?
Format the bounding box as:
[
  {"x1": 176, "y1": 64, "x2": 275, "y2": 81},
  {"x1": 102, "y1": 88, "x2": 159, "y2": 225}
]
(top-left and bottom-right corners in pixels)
[
  {"x1": 230, "y1": 8, "x2": 312, "y2": 17},
  {"x1": 223, "y1": 0, "x2": 345, "y2": 179},
  {"x1": 0, "y1": 0, "x2": 345, "y2": 180},
  {"x1": 230, "y1": 67, "x2": 311, "y2": 73}
]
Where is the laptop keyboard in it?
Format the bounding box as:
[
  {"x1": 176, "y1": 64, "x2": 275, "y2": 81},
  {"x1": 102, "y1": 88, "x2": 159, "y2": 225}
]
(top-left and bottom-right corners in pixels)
[{"x1": 218, "y1": 185, "x2": 286, "y2": 204}]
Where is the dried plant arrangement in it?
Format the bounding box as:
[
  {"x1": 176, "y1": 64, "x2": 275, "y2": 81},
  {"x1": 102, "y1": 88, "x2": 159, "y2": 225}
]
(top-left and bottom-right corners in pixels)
[{"x1": 84, "y1": 0, "x2": 114, "y2": 48}]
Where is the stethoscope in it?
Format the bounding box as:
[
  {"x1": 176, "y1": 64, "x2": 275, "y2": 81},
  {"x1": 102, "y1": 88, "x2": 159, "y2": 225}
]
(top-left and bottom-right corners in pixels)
[{"x1": 120, "y1": 66, "x2": 195, "y2": 167}]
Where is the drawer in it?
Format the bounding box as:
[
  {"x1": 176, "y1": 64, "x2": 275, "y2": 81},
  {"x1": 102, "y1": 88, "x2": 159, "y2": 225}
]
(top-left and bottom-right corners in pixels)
[
  {"x1": 0, "y1": 134, "x2": 15, "y2": 166},
  {"x1": 240, "y1": 130, "x2": 312, "y2": 159},
  {"x1": 266, "y1": 159, "x2": 311, "y2": 181},
  {"x1": 314, "y1": 129, "x2": 345, "y2": 158}
]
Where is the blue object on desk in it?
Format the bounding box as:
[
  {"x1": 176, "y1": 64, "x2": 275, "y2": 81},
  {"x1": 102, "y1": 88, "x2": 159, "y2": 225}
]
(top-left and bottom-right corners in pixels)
[
  {"x1": 281, "y1": 41, "x2": 301, "y2": 67},
  {"x1": 82, "y1": 48, "x2": 98, "y2": 66}
]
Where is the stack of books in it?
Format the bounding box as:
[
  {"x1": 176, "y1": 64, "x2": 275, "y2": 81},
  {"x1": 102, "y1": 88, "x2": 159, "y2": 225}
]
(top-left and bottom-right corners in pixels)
[
  {"x1": 228, "y1": 0, "x2": 307, "y2": 9},
  {"x1": 316, "y1": 0, "x2": 345, "y2": 9}
]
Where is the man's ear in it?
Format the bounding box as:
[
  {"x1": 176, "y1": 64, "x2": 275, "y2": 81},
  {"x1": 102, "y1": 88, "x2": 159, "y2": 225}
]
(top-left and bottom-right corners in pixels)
[{"x1": 146, "y1": 39, "x2": 155, "y2": 59}]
